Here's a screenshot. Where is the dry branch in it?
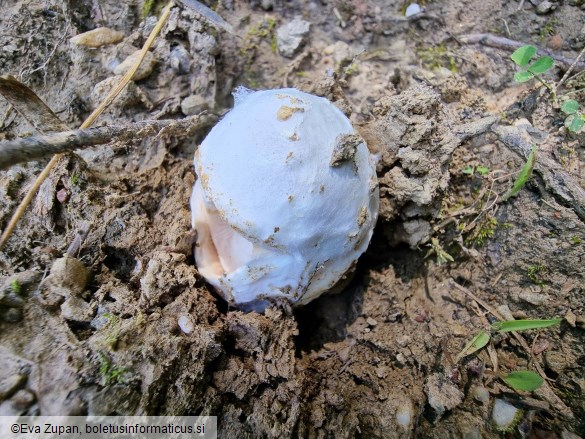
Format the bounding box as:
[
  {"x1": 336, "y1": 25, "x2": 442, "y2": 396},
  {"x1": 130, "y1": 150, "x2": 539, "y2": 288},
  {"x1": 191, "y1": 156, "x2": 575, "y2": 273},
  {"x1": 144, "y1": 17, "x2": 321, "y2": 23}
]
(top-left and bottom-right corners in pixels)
[{"x1": 0, "y1": 114, "x2": 217, "y2": 170}]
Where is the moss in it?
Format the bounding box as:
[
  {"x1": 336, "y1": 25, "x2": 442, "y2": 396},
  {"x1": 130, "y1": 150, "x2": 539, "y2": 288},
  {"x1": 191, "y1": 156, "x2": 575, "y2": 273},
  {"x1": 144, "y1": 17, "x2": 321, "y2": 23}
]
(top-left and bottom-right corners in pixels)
[
  {"x1": 417, "y1": 44, "x2": 458, "y2": 73},
  {"x1": 10, "y1": 279, "x2": 22, "y2": 295},
  {"x1": 527, "y1": 264, "x2": 545, "y2": 285},
  {"x1": 98, "y1": 353, "x2": 128, "y2": 385},
  {"x1": 466, "y1": 216, "x2": 497, "y2": 247}
]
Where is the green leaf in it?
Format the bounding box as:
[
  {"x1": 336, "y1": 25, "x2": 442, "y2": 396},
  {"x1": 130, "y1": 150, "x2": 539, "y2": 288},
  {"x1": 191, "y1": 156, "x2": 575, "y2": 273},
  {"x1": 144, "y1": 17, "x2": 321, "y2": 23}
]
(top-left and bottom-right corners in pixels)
[
  {"x1": 476, "y1": 165, "x2": 490, "y2": 176},
  {"x1": 561, "y1": 99, "x2": 580, "y2": 115},
  {"x1": 491, "y1": 318, "x2": 562, "y2": 332},
  {"x1": 527, "y1": 56, "x2": 554, "y2": 75},
  {"x1": 502, "y1": 370, "x2": 543, "y2": 392},
  {"x1": 502, "y1": 144, "x2": 537, "y2": 201},
  {"x1": 565, "y1": 114, "x2": 585, "y2": 132},
  {"x1": 455, "y1": 331, "x2": 490, "y2": 363},
  {"x1": 462, "y1": 165, "x2": 474, "y2": 175},
  {"x1": 514, "y1": 71, "x2": 535, "y2": 83},
  {"x1": 511, "y1": 45, "x2": 537, "y2": 67}
]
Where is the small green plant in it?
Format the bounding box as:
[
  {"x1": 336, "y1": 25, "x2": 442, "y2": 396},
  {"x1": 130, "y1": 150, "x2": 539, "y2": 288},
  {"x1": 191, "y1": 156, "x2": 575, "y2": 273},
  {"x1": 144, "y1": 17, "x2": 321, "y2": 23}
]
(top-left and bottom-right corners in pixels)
[
  {"x1": 466, "y1": 216, "x2": 497, "y2": 247},
  {"x1": 456, "y1": 318, "x2": 561, "y2": 392},
  {"x1": 10, "y1": 279, "x2": 22, "y2": 295},
  {"x1": 569, "y1": 236, "x2": 582, "y2": 245},
  {"x1": 527, "y1": 264, "x2": 545, "y2": 284},
  {"x1": 510, "y1": 45, "x2": 554, "y2": 84},
  {"x1": 98, "y1": 353, "x2": 128, "y2": 385},
  {"x1": 462, "y1": 164, "x2": 490, "y2": 176},
  {"x1": 425, "y1": 237, "x2": 454, "y2": 265},
  {"x1": 560, "y1": 99, "x2": 585, "y2": 132}
]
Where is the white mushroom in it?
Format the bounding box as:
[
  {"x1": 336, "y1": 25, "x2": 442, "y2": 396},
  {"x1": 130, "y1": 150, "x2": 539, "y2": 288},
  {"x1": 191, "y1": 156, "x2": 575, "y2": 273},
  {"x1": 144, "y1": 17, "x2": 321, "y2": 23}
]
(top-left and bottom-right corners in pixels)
[{"x1": 190, "y1": 87, "x2": 379, "y2": 310}]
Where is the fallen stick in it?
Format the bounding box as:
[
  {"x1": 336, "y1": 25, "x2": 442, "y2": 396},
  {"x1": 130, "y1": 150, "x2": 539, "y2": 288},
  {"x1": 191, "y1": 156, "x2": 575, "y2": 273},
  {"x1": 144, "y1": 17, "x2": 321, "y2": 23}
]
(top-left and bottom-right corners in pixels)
[
  {"x1": 457, "y1": 33, "x2": 585, "y2": 70},
  {"x1": 0, "y1": 114, "x2": 217, "y2": 170}
]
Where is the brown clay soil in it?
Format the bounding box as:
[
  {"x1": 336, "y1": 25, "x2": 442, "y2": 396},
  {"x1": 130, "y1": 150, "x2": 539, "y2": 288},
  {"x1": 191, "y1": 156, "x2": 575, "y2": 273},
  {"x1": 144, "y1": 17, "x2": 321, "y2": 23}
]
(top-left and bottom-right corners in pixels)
[{"x1": 1, "y1": 0, "x2": 584, "y2": 437}]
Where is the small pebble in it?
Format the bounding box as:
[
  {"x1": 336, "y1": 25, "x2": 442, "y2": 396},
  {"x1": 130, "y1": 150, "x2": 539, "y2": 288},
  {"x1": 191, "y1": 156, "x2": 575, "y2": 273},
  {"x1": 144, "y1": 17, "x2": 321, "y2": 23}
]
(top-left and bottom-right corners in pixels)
[
  {"x1": 170, "y1": 44, "x2": 191, "y2": 74},
  {"x1": 492, "y1": 399, "x2": 521, "y2": 431},
  {"x1": 366, "y1": 317, "x2": 378, "y2": 327},
  {"x1": 56, "y1": 188, "x2": 70, "y2": 204},
  {"x1": 395, "y1": 399, "x2": 414, "y2": 429},
  {"x1": 10, "y1": 389, "x2": 35, "y2": 410},
  {"x1": 536, "y1": 1, "x2": 555, "y2": 14},
  {"x1": 518, "y1": 290, "x2": 548, "y2": 305},
  {"x1": 405, "y1": 3, "x2": 422, "y2": 17},
  {"x1": 114, "y1": 50, "x2": 157, "y2": 81},
  {"x1": 181, "y1": 95, "x2": 209, "y2": 116},
  {"x1": 70, "y1": 27, "x2": 124, "y2": 47},
  {"x1": 472, "y1": 385, "x2": 490, "y2": 404},
  {"x1": 276, "y1": 18, "x2": 311, "y2": 58},
  {"x1": 0, "y1": 374, "x2": 26, "y2": 400},
  {"x1": 178, "y1": 315, "x2": 194, "y2": 334}
]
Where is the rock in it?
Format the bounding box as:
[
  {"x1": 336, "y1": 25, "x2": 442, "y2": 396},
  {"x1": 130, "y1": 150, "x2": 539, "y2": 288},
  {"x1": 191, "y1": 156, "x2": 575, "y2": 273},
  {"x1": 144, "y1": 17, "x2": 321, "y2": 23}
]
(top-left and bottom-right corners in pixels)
[
  {"x1": 2, "y1": 307, "x2": 23, "y2": 323},
  {"x1": 142, "y1": 16, "x2": 158, "y2": 38},
  {"x1": 44, "y1": 256, "x2": 89, "y2": 296},
  {"x1": 60, "y1": 297, "x2": 95, "y2": 323},
  {"x1": 497, "y1": 304, "x2": 514, "y2": 321},
  {"x1": 181, "y1": 95, "x2": 209, "y2": 115},
  {"x1": 276, "y1": 18, "x2": 311, "y2": 58},
  {"x1": 114, "y1": 50, "x2": 157, "y2": 81},
  {"x1": 518, "y1": 290, "x2": 548, "y2": 305},
  {"x1": 91, "y1": 76, "x2": 152, "y2": 110},
  {"x1": 424, "y1": 373, "x2": 463, "y2": 417},
  {"x1": 10, "y1": 390, "x2": 35, "y2": 411},
  {"x1": 170, "y1": 44, "x2": 190, "y2": 74},
  {"x1": 393, "y1": 219, "x2": 432, "y2": 248},
  {"x1": 70, "y1": 27, "x2": 124, "y2": 47},
  {"x1": 536, "y1": 1, "x2": 555, "y2": 14},
  {"x1": 0, "y1": 374, "x2": 26, "y2": 400},
  {"x1": 492, "y1": 399, "x2": 521, "y2": 431},
  {"x1": 323, "y1": 41, "x2": 354, "y2": 66}
]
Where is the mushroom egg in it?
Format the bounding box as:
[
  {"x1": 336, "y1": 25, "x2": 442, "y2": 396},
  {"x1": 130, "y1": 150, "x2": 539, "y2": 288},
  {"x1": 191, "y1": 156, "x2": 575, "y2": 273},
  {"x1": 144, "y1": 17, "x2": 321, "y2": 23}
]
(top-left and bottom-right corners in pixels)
[{"x1": 190, "y1": 87, "x2": 379, "y2": 311}]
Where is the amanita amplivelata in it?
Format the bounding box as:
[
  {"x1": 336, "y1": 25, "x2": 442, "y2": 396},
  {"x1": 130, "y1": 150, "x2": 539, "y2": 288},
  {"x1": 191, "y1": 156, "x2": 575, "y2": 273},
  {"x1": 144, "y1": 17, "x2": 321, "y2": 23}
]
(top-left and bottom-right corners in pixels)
[{"x1": 190, "y1": 88, "x2": 379, "y2": 311}]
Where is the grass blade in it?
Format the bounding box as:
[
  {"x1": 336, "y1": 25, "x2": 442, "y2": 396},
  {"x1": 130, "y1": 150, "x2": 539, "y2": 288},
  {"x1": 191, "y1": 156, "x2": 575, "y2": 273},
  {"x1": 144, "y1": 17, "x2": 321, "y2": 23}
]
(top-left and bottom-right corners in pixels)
[
  {"x1": 455, "y1": 331, "x2": 490, "y2": 363},
  {"x1": 511, "y1": 45, "x2": 537, "y2": 67},
  {"x1": 502, "y1": 370, "x2": 543, "y2": 391},
  {"x1": 491, "y1": 318, "x2": 562, "y2": 332},
  {"x1": 502, "y1": 144, "x2": 537, "y2": 201}
]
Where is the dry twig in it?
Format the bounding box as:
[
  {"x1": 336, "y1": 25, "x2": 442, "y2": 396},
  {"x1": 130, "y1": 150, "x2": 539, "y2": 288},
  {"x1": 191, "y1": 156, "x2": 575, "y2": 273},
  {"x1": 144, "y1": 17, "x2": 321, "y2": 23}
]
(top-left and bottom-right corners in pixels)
[
  {"x1": 0, "y1": 114, "x2": 217, "y2": 170},
  {"x1": 0, "y1": 1, "x2": 175, "y2": 251}
]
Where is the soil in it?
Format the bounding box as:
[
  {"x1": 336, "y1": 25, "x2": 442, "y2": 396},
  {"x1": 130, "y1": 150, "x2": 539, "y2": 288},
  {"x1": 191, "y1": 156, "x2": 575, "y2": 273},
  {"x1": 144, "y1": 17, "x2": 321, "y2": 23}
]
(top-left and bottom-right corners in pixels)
[{"x1": 1, "y1": 0, "x2": 584, "y2": 437}]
